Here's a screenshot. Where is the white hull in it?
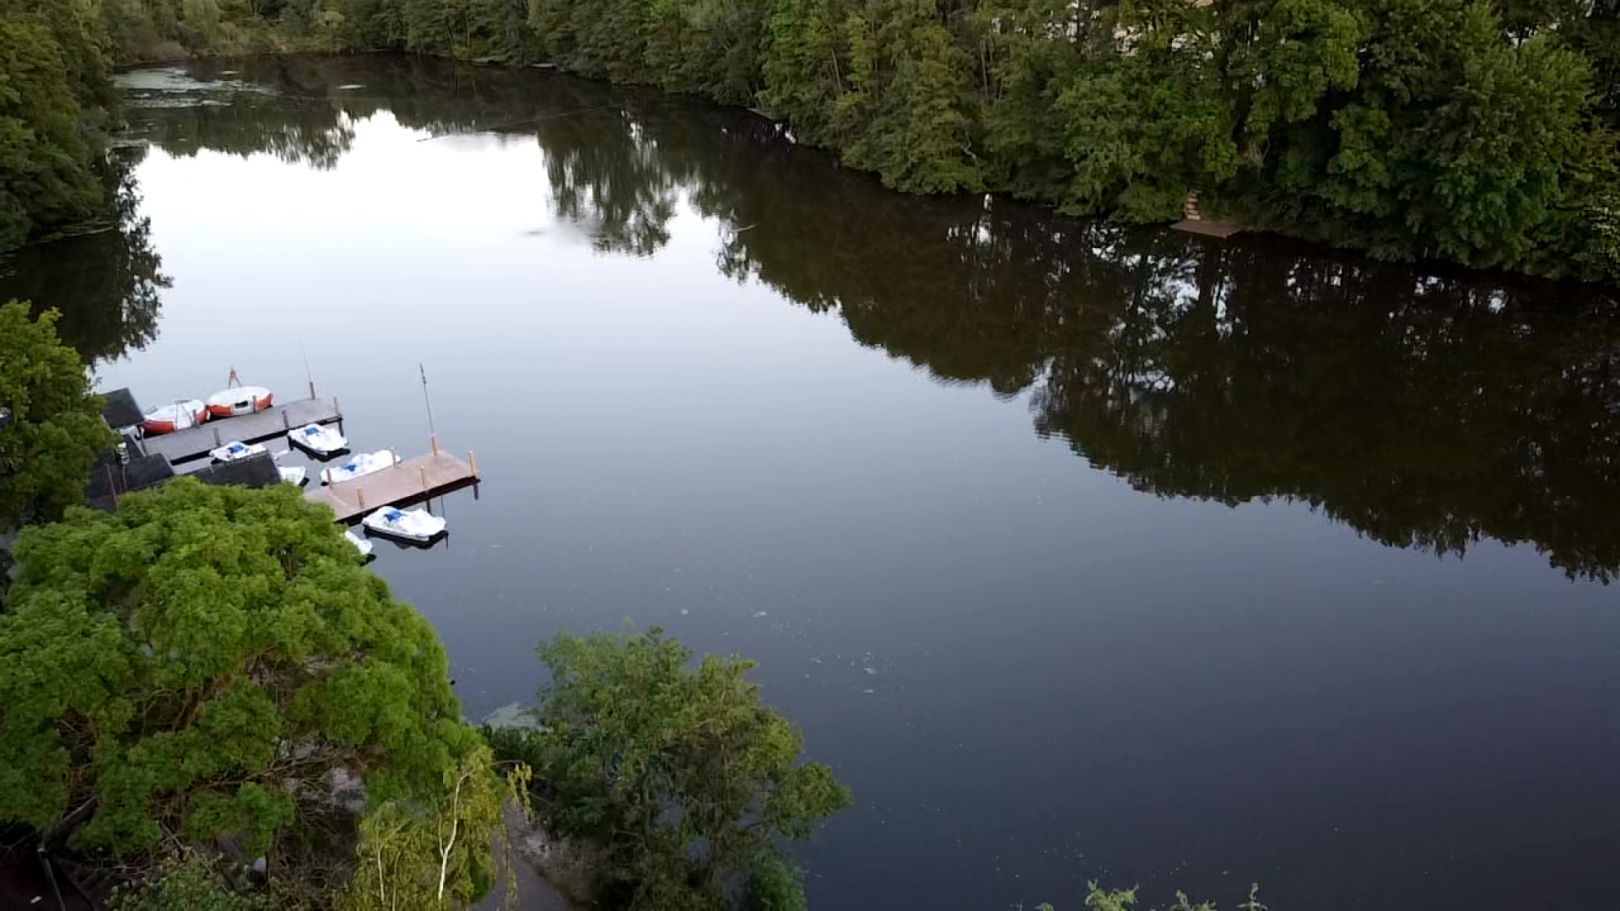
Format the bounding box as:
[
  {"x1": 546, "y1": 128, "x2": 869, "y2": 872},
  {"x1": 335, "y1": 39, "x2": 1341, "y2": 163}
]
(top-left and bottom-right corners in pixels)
[
  {"x1": 321, "y1": 450, "x2": 395, "y2": 486},
  {"x1": 344, "y1": 529, "x2": 375, "y2": 558},
  {"x1": 289, "y1": 422, "x2": 348, "y2": 457},
  {"x1": 207, "y1": 385, "x2": 272, "y2": 418},
  {"x1": 143, "y1": 399, "x2": 208, "y2": 434},
  {"x1": 210, "y1": 440, "x2": 267, "y2": 463},
  {"x1": 278, "y1": 466, "x2": 308, "y2": 486},
  {"x1": 361, "y1": 506, "x2": 447, "y2": 543}
]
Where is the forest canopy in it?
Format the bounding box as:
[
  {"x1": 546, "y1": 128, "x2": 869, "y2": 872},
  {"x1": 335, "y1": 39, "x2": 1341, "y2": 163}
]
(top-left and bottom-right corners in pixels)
[
  {"x1": 0, "y1": 479, "x2": 502, "y2": 904},
  {"x1": 6, "y1": 0, "x2": 1620, "y2": 279}
]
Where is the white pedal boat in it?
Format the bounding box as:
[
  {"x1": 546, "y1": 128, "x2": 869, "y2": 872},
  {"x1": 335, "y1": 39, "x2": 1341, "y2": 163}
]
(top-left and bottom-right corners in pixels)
[
  {"x1": 344, "y1": 529, "x2": 375, "y2": 558},
  {"x1": 210, "y1": 440, "x2": 267, "y2": 462},
  {"x1": 320, "y1": 450, "x2": 396, "y2": 486},
  {"x1": 142, "y1": 400, "x2": 208, "y2": 435},
  {"x1": 361, "y1": 506, "x2": 447, "y2": 543},
  {"x1": 289, "y1": 422, "x2": 348, "y2": 457},
  {"x1": 206, "y1": 385, "x2": 273, "y2": 418},
  {"x1": 278, "y1": 466, "x2": 308, "y2": 486}
]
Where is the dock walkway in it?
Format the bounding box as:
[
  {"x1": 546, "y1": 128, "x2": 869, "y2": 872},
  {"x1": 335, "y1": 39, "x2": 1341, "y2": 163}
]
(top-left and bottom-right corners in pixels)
[
  {"x1": 305, "y1": 448, "x2": 478, "y2": 522},
  {"x1": 139, "y1": 397, "x2": 343, "y2": 463}
]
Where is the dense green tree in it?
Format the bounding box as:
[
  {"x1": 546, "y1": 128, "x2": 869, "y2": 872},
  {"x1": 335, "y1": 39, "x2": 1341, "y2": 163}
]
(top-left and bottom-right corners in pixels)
[
  {"x1": 839, "y1": 0, "x2": 984, "y2": 192},
  {"x1": 339, "y1": 745, "x2": 529, "y2": 910},
  {"x1": 0, "y1": 17, "x2": 105, "y2": 248},
  {"x1": 1260, "y1": 0, "x2": 1594, "y2": 266},
  {"x1": 7, "y1": 0, "x2": 1614, "y2": 279},
  {"x1": 0, "y1": 300, "x2": 113, "y2": 530},
  {"x1": 975, "y1": 0, "x2": 1089, "y2": 201},
  {"x1": 760, "y1": 0, "x2": 855, "y2": 143},
  {"x1": 110, "y1": 855, "x2": 272, "y2": 910},
  {"x1": 0, "y1": 480, "x2": 483, "y2": 883},
  {"x1": 1053, "y1": 31, "x2": 1237, "y2": 220},
  {"x1": 490, "y1": 628, "x2": 851, "y2": 910}
]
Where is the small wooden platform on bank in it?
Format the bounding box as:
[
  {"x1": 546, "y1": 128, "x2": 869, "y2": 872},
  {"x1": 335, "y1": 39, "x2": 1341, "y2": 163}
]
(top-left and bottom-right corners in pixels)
[
  {"x1": 305, "y1": 445, "x2": 478, "y2": 522},
  {"x1": 1171, "y1": 218, "x2": 1244, "y2": 239},
  {"x1": 139, "y1": 396, "x2": 343, "y2": 463}
]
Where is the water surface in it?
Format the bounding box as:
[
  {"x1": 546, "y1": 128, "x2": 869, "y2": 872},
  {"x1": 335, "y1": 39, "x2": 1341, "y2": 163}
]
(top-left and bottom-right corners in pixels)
[{"x1": 4, "y1": 55, "x2": 1620, "y2": 910}]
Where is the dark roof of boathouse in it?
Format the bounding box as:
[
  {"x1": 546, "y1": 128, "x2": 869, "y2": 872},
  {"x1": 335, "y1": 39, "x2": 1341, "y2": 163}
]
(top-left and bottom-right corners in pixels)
[
  {"x1": 84, "y1": 449, "x2": 175, "y2": 510},
  {"x1": 100, "y1": 388, "x2": 144, "y2": 430},
  {"x1": 190, "y1": 451, "x2": 281, "y2": 489}
]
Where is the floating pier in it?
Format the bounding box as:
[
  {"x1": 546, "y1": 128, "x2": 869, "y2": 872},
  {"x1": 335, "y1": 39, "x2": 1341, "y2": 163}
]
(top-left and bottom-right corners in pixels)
[
  {"x1": 138, "y1": 396, "x2": 343, "y2": 463},
  {"x1": 305, "y1": 439, "x2": 478, "y2": 522}
]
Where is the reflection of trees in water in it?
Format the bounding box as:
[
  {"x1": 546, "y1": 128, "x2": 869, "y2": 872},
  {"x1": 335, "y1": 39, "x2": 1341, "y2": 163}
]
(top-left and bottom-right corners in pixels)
[
  {"x1": 558, "y1": 95, "x2": 1620, "y2": 579},
  {"x1": 539, "y1": 114, "x2": 676, "y2": 256},
  {"x1": 0, "y1": 149, "x2": 168, "y2": 365},
  {"x1": 125, "y1": 58, "x2": 368, "y2": 169},
  {"x1": 138, "y1": 56, "x2": 684, "y2": 255},
  {"x1": 128, "y1": 56, "x2": 1620, "y2": 578}
]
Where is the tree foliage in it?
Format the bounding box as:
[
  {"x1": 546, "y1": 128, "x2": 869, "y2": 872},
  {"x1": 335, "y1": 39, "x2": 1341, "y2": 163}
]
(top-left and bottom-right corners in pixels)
[
  {"x1": 491, "y1": 628, "x2": 852, "y2": 910},
  {"x1": 1028, "y1": 881, "x2": 1265, "y2": 911},
  {"x1": 0, "y1": 480, "x2": 482, "y2": 881},
  {"x1": 339, "y1": 745, "x2": 531, "y2": 911},
  {"x1": 13, "y1": 0, "x2": 1620, "y2": 277},
  {"x1": 0, "y1": 11, "x2": 107, "y2": 248},
  {"x1": 0, "y1": 300, "x2": 113, "y2": 530},
  {"x1": 110, "y1": 855, "x2": 272, "y2": 910}
]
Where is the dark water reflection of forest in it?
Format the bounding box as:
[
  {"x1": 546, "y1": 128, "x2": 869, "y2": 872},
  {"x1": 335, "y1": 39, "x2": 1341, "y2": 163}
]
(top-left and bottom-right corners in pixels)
[{"x1": 6, "y1": 54, "x2": 1620, "y2": 911}]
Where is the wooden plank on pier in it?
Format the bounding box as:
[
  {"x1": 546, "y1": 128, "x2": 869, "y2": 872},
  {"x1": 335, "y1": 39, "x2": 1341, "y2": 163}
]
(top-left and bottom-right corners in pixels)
[
  {"x1": 305, "y1": 451, "x2": 478, "y2": 522},
  {"x1": 140, "y1": 397, "x2": 343, "y2": 463}
]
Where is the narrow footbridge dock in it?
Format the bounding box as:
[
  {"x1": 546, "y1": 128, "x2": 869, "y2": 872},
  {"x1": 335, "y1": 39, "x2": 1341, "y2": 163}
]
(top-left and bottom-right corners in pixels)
[
  {"x1": 139, "y1": 396, "x2": 344, "y2": 463},
  {"x1": 305, "y1": 445, "x2": 478, "y2": 522}
]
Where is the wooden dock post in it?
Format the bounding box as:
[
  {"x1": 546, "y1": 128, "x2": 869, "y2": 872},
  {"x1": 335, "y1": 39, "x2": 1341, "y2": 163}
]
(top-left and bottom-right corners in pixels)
[
  {"x1": 468, "y1": 450, "x2": 478, "y2": 477},
  {"x1": 430, "y1": 434, "x2": 440, "y2": 456},
  {"x1": 212, "y1": 427, "x2": 222, "y2": 446},
  {"x1": 308, "y1": 380, "x2": 317, "y2": 399},
  {"x1": 356, "y1": 487, "x2": 366, "y2": 510},
  {"x1": 333, "y1": 396, "x2": 341, "y2": 417},
  {"x1": 282, "y1": 410, "x2": 291, "y2": 430},
  {"x1": 419, "y1": 466, "x2": 429, "y2": 491}
]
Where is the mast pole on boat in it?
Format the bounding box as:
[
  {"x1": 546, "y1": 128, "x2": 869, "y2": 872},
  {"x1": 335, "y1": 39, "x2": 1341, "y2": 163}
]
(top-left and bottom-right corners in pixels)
[
  {"x1": 420, "y1": 363, "x2": 439, "y2": 455},
  {"x1": 299, "y1": 339, "x2": 316, "y2": 399}
]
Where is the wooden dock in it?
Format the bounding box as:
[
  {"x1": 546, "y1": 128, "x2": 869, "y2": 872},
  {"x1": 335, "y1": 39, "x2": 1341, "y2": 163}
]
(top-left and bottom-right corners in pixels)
[
  {"x1": 138, "y1": 397, "x2": 343, "y2": 463},
  {"x1": 1171, "y1": 218, "x2": 1244, "y2": 238},
  {"x1": 305, "y1": 446, "x2": 478, "y2": 522}
]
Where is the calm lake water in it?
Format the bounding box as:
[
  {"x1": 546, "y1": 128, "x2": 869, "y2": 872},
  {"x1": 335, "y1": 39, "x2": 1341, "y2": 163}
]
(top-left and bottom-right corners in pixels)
[{"x1": 5, "y1": 54, "x2": 1620, "y2": 910}]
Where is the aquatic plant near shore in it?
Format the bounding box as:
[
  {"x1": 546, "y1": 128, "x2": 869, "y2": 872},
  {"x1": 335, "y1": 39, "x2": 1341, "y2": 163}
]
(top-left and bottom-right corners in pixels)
[{"x1": 487, "y1": 627, "x2": 852, "y2": 910}]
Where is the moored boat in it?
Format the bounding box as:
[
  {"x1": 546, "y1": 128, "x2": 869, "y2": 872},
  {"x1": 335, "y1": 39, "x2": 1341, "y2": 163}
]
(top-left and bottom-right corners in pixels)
[
  {"x1": 206, "y1": 384, "x2": 273, "y2": 418},
  {"x1": 210, "y1": 440, "x2": 268, "y2": 463},
  {"x1": 278, "y1": 466, "x2": 308, "y2": 486},
  {"x1": 344, "y1": 529, "x2": 375, "y2": 558},
  {"x1": 361, "y1": 506, "x2": 446, "y2": 543},
  {"x1": 320, "y1": 450, "x2": 395, "y2": 486},
  {"x1": 142, "y1": 400, "x2": 209, "y2": 435},
  {"x1": 289, "y1": 422, "x2": 348, "y2": 457}
]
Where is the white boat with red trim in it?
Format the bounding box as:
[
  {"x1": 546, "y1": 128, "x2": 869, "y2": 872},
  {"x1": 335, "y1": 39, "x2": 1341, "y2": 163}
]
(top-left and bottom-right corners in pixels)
[
  {"x1": 206, "y1": 385, "x2": 273, "y2": 418},
  {"x1": 142, "y1": 400, "x2": 208, "y2": 435}
]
